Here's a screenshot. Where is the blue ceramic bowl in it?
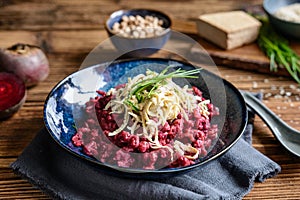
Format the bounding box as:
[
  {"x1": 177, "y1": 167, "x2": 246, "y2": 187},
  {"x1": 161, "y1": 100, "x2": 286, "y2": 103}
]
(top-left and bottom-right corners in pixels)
[
  {"x1": 43, "y1": 58, "x2": 248, "y2": 179},
  {"x1": 263, "y1": 0, "x2": 300, "y2": 40},
  {"x1": 105, "y1": 9, "x2": 172, "y2": 56}
]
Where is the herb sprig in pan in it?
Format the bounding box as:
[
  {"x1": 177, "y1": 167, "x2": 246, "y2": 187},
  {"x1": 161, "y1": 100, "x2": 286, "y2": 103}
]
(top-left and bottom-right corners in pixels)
[{"x1": 257, "y1": 18, "x2": 300, "y2": 84}]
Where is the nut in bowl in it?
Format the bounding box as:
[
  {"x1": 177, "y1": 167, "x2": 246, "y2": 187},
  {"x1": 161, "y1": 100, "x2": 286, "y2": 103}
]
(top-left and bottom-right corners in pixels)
[
  {"x1": 263, "y1": 0, "x2": 300, "y2": 40},
  {"x1": 105, "y1": 9, "x2": 172, "y2": 57}
]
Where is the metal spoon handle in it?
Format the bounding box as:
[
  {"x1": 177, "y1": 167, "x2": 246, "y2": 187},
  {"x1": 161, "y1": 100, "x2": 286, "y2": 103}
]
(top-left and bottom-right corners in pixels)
[{"x1": 242, "y1": 91, "x2": 300, "y2": 143}]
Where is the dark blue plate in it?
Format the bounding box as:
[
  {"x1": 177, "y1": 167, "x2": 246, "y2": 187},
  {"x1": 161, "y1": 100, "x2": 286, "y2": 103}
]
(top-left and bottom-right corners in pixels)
[{"x1": 43, "y1": 58, "x2": 248, "y2": 178}]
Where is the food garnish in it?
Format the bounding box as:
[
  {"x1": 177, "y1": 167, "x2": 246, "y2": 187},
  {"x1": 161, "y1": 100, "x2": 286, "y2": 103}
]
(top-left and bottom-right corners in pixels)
[{"x1": 257, "y1": 18, "x2": 300, "y2": 84}]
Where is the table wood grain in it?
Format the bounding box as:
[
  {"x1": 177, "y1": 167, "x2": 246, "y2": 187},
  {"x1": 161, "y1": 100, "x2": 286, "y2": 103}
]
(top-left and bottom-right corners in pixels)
[{"x1": 0, "y1": 0, "x2": 300, "y2": 199}]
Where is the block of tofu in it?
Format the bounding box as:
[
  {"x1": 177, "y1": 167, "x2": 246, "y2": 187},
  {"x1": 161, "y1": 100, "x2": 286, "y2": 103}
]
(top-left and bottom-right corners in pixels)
[{"x1": 196, "y1": 11, "x2": 261, "y2": 50}]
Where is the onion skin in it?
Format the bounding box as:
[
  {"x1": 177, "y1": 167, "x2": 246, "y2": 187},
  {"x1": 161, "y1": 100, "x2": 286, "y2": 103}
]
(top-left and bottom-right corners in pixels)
[
  {"x1": 0, "y1": 72, "x2": 27, "y2": 120},
  {"x1": 0, "y1": 43, "x2": 50, "y2": 87}
]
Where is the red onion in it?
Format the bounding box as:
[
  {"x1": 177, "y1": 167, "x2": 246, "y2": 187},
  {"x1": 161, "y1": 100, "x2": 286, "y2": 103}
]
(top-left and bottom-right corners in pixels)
[
  {"x1": 0, "y1": 72, "x2": 26, "y2": 119},
  {"x1": 0, "y1": 43, "x2": 49, "y2": 87}
]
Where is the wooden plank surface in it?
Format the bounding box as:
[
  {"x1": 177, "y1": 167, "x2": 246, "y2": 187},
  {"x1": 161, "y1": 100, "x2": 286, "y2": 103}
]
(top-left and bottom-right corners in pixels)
[{"x1": 0, "y1": 0, "x2": 300, "y2": 199}]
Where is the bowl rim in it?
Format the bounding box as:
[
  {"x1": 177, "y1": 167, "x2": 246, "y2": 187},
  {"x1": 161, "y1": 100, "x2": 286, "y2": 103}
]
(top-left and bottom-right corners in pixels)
[
  {"x1": 105, "y1": 8, "x2": 172, "y2": 40},
  {"x1": 263, "y1": 0, "x2": 300, "y2": 26},
  {"x1": 43, "y1": 58, "x2": 248, "y2": 176}
]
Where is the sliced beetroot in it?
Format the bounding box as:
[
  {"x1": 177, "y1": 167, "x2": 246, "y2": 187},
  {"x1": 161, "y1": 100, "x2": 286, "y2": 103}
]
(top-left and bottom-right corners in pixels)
[{"x1": 0, "y1": 72, "x2": 26, "y2": 119}]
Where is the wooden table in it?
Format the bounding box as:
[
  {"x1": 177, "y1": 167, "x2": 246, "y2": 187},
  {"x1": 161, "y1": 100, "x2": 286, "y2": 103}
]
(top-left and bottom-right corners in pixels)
[{"x1": 0, "y1": 0, "x2": 300, "y2": 199}]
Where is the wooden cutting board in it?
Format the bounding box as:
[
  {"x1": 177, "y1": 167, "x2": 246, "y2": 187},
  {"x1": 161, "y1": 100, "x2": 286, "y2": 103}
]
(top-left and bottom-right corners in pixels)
[
  {"x1": 171, "y1": 20, "x2": 300, "y2": 78},
  {"x1": 191, "y1": 34, "x2": 300, "y2": 77}
]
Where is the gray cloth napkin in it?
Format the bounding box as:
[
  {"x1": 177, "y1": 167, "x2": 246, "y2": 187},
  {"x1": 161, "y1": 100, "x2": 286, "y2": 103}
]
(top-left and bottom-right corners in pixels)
[{"x1": 11, "y1": 95, "x2": 281, "y2": 200}]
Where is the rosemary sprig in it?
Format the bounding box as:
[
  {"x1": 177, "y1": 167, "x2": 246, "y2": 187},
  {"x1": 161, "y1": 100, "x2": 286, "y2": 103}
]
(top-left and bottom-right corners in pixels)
[{"x1": 257, "y1": 17, "x2": 300, "y2": 84}]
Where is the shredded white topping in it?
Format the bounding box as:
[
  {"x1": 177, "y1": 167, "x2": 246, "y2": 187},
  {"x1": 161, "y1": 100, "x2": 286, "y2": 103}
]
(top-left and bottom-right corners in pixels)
[{"x1": 105, "y1": 68, "x2": 210, "y2": 160}]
